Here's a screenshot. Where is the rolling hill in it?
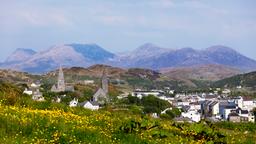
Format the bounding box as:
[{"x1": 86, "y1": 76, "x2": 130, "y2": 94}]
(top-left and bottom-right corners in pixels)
[
  {"x1": 160, "y1": 64, "x2": 240, "y2": 81},
  {"x1": 213, "y1": 71, "x2": 256, "y2": 88}
]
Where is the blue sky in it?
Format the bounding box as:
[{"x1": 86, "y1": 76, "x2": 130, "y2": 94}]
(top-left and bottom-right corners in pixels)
[{"x1": 1, "y1": 0, "x2": 256, "y2": 61}]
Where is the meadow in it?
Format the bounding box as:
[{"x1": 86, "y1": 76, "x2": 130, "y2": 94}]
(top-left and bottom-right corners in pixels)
[
  {"x1": 0, "y1": 102, "x2": 255, "y2": 144},
  {"x1": 0, "y1": 82, "x2": 255, "y2": 144}
]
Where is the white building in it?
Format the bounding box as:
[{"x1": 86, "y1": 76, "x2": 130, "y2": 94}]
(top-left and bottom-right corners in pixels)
[
  {"x1": 223, "y1": 106, "x2": 237, "y2": 120},
  {"x1": 69, "y1": 98, "x2": 78, "y2": 107},
  {"x1": 236, "y1": 85, "x2": 242, "y2": 89},
  {"x1": 177, "y1": 101, "x2": 190, "y2": 106},
  {"x1": 80, "y1": 101, "x2": 99, "y2": 110},
  {"x1": 132, "y1": 90, "x2": 162, "y2": 99},
  {"x1": 233, "y1": 96, "x2": 243, "y2": 108},
  {"x1": 32, "y1": 89, "x2": 44, "y2": 101},
  {"x1": 84, "y1": 80, "x2": 95, "y2": 85},
  {"x1": 202, "y1": 101, "x2": 219, "y2": 117},
  {"x1": 31, "y1": 83, "x2": 40, "y2": 88},
  {"x1": 56, "y1": 97, "x2": 61, "y2": 103},
  {"x1": 243, "y1": 97, "x2": 256, "y2": 111},
  {"x1": 181, "y1": 110, "x2": 201, "y2": 122},
  {"x1": 211, "y1": 102, "x2": 219, "y2": 116},
  {"x1": 23, "y1": 88, "x2": 33, "y2": 95},
  {"x1": 189, "y1": 102, "x2": 201, "y2": 111}
]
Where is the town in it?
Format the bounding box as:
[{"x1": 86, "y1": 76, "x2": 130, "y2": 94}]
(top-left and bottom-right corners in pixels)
[{"x1": 23, "y1": 66, "x2": 256, "y2": 123}]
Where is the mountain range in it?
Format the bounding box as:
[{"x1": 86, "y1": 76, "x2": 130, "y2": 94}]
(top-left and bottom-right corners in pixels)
[{"x1": 1, "y1": 43, "x2": 256, "y2": 73}]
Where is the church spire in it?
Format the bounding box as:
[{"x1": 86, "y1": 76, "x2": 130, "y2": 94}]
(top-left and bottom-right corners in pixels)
[
  {"x1": 57, "y1": 65, "x2": 65, "y2": 92},
  {"x1": 102, "y1": 69, "x2": 108, "y2": 94}
]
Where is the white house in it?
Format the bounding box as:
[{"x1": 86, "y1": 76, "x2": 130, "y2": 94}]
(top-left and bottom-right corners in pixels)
[
  {"x1": 236, "y1": 85, "x2": 242, "y2": 89},
  {"x1": 243, "y1": 97, "x2": 256, "y2": 111},
  {"x1": 228, "y1": 108, "x2": 255, "y2": 123},
  {"x1": 201, "y1": 101, "x2": 219, "y2": 117},
  {"x1": 177, "y1": 101, "x2": 190, "y2": 106},
  {"x1": 181, "y1": 110, "x2": 201, "y2": 122},
  {"x1": 80, "y1": 101, "x2": 100, "y2": 110},
  {"x1": 233, "y1": 96, "x2": 243, "y2": 108},
  {"x1": 69, "y1": 98, "x2": 78, "y2": 107},
  {"x1": 158, "y1": 96, "x2": 174, "y2": 101},
  {"x1": 211, "y1": 101, "x2": 219, "y2": 116},
  {"x1": 223, "y1": 106, "x2": 237, "y2": 120},
  {"x1": 248, "y1": 113, "x2": 255, "y2": 122},
  {"x1": 56, "y1": 97, "x2": 61, "y2": 103},
  {"x1": 132, "y1": 90, "x2": 161, "y2": 99},
  {"x1": 32, "y1": 89, "x2": 44, "y2": 101},
  {"x1": 23, "y1": 88, "x2": 33, "y2": 95},
  {"x1": 189, "y1": 102, "x2": 201, "y2": 111},
  {"x1": 84, "y1": 80, "x2": 95, "y2": 85},
  {"x1": 31, "y1": 82, "x2": 40, "y2": 88}
]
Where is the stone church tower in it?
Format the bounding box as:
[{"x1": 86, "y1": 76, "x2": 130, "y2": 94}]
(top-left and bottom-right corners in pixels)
[
  {"x1": 102, "y1": 69, "x2": 108, "y2": 94},
  {"x1": 57, "y1": 66, "x2": 66, "y2": 92},
  {"x1": 92, "y1": 69, "x2": 109, "y2": 104},
  {"x1": 51, "y1": 66, "x2": 66, "y2": 92}
]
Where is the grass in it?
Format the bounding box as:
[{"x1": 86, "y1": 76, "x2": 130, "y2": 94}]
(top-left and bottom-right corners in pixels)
[{"x1": 0, "y1": 101, "x2": 255, "y2": 144}]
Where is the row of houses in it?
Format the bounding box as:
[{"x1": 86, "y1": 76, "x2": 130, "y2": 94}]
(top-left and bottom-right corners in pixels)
[
  {"x1": 130, "y1": 89, "x2": 256, "y2": 123},
  {"x1": 175, "y1": 94, "x2": 256, "y2": 123}
]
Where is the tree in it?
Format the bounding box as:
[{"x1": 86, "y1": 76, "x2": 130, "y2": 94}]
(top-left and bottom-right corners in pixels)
[
  {"x1": 127, "y1": 94, "x2": 140, "y2": 104},
  {"x1": 141, "y1": 95, "x2": 171, "y2": 114}
]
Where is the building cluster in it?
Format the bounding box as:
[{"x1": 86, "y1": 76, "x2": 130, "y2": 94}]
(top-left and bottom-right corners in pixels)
[
  {"x1": 23, "y1": 81, "x2": 44, "y2": 101},
  {"x1": 69, "y1": 70, "x2": 109, "y2": 110},
  {"x1": 22, "y1": 65, "x2": 255, "y2": 122},
  {"x1": 23, "y1": 66, "x2": 109, "y2": 111},
  {"x1": 131, "y1": 89, "x2": 256, "y2": 123}
]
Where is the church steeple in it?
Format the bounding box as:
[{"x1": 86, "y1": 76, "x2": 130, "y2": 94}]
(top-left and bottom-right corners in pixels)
[
  {"x1": 102, "y1": 69, "x2": 108, "y2": 94},
  {"x1": 57, "y1": 65, "x2": 65, "y2": 92}
]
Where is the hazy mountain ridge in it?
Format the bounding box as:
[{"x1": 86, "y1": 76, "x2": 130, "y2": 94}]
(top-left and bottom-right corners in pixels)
[
  {"x1": 4, "y1": 48, "x2": 36, "y2": 64},
  {"x1": 1, "y1": 44, "x2": 115, "y2": 73},
  {"x1": 1, "y1": 43, "x2": 256, "y2": 73},
  {"x1": 120, "y1": 44, "x2": 256, "y2": 71}
]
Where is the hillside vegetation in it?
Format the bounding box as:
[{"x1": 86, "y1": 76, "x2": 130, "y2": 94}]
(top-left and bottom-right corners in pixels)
[
  {"x1": 0, "y1": 82, "x2": 255, "y2": 143},
  {"x1": 213, "y1": 71, "x2": 256, "y2": 89}
]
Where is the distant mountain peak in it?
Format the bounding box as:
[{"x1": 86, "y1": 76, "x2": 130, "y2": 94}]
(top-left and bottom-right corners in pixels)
[
  {"x1": 136, "y1": 43, "x2": 167, "y2": 51},
  {"x1": 5, "y1": 48, "x2": 36, "y2": 64},
  {"x1": 67, "y1": 43, "x2": 115, "y2": 61},
  {"x1": 1, "y1": 43, "x2": 256, "y2": 73},
  {"x1": 140, "y1": 42, "x2": 157, "y2": 47},
  {"x1": 205, "y1": 45, "x2": 237, "y2": 53}
]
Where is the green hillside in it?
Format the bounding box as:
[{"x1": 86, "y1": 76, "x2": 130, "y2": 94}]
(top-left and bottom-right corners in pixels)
[
  {"x1": 0, "y1": 82, "x2": 255, "y2": 143},
  {"x1": 213, "y1": 71, "x2": 256, "y2": 89}
]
